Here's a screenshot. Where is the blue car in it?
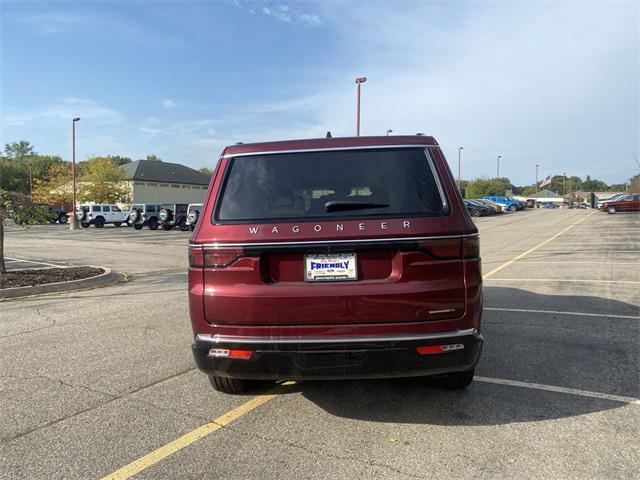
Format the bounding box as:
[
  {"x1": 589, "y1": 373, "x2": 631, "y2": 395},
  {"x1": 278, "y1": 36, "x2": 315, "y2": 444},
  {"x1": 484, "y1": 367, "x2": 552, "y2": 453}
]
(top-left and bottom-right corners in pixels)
[{"x1": 483, "y1": 196, "x2": 520, "y2": 212}]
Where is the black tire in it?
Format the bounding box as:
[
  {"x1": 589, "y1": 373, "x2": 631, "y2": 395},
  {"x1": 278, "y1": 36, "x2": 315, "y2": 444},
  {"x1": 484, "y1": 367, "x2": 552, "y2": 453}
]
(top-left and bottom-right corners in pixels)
[
  {"x1": 134, "y1": 224, "x2": 143, "y2": 230},
  {"x1": 471, "y1": 209, "x2": 481, "y2": 217},
  {"x1": 179, "y1": 219, "x2": 189, "y2": 231},
  {"x1": 114, "y1": 222, "x2": 122, "y2": 227},
  {"x1": 509, "y1": 204, "x2": 517, "y2": 212},
  {"x1": 94, "y1": 217, "x2": 105, "y2": 228},
  {"x1": 441, "y1": 368, "x2": 475, "y2": 390},
  {"x1": 81, "y1": 221, "x2": 90, "y2": 228},
  {"x1": 58, "y1": 214, "x2": 68, "y2": 224},
  {"x1": 148, "y1": 218, "x2": 159, "y2": 230},
  {"x1": 208, "y1": 375, "x2": 248, "y2": 394},
  {"x1": 162, "y1": 223, "x2": 172, "y2": 231},
  {"x1": 607, "y1": 206, "x2": 617, "y2": 214}
]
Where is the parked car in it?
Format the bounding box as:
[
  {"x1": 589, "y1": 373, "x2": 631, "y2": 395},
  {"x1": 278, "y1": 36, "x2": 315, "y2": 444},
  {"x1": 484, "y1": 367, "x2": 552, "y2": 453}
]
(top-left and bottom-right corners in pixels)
[
  {"x1": 128, "y1": 204, "x2": 161, "y2": 230},
  {"x1": 474, "y1": 198, "x2": 503, "y2": 213},
  {"x1": 483, "y1": 195, "x2": 519, "y2": 212},
  {"x1": 463, "y1": 200, "x2": 492, "y2": 217},
  {"x1": 77, "y1": 204, "x2": 129, "y2": 228},
  {"x1": 158, "y1": 203, "x2": 189, "y2": 231},
  {"x1": 186, "y1": 203, "x2": 203, "y2": 231},
  {"x1": 189, "y1": 135, "x2": 483, "y2": 394},
  {"x1": 539, "y1": 202, "x2": 558, "y2": 209},
  {"x1": 601, "y1": 194, "x2": 640, "y2": 214},
  {"x1": 34, "y1": 203, "x2": 68, "y2": 224},
  {"x1": 525, "y1": 198, "x2": 536, "y2": 208},
  {"x1": 596, "y1": 194, "x2": 625, "y2": 210}
]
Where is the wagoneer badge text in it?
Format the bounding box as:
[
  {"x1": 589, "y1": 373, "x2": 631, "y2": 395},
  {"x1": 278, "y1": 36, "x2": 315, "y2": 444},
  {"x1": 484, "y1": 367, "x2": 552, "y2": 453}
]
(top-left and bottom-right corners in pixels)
[{"x1": 249, "y1": 220, "x2": 412, "y2": 235}]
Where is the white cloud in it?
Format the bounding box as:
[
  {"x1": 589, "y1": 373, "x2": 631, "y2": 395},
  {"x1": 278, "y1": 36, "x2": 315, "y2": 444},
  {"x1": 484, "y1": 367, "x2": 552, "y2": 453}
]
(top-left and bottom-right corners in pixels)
[
  {"x1": 161, "y1": 99, "x2": 177, "y2": 109},
  {"x1": 234, "y1": 1, "x2": 322, "y2": 27},
  {"x1": 2, "y1": 98, "x2": 122, "y2": 127}
]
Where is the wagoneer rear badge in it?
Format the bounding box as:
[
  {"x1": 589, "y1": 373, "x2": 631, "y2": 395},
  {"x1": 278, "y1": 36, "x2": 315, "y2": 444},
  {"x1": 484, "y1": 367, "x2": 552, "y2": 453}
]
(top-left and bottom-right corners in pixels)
[{"x1": 249, "y1": 220, "x2": 412, "y2": 235}]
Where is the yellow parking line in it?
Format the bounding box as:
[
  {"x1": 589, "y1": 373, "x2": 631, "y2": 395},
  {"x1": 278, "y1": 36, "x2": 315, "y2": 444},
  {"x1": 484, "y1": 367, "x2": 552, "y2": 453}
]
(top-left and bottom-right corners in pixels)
[
  {"x1": 483, "y1": 211, "x2": 595, "y2": 280},
  {"x1": 102, "y1": 382, "x2": 295, "y2": 480}
]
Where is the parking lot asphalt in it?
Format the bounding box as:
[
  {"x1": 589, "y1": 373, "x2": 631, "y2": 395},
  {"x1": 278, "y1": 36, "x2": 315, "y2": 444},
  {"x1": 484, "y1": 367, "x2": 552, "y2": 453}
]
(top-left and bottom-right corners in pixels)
[{"x1": 1, "y1": 209, "x2": 638, "y2": 479}]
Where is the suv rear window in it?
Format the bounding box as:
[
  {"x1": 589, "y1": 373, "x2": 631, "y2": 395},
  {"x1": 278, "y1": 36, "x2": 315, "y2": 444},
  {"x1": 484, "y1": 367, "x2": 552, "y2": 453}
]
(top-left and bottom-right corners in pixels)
[{"x1": 215, "y1": 148, "x2": 446, "y2": 222}]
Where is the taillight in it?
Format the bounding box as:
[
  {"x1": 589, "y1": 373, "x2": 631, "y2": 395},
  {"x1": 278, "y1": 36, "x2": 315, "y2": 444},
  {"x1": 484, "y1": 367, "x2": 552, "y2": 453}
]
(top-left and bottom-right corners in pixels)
[
  {"x1": 462, "y1": 236, "x2": 480, "y2": 259},
  {"x1": 418, "y1": 238, "x2": 461, "y2": 259},
  {"x1": 188, "y1": 245, "x2": 244, "y2": 268}
]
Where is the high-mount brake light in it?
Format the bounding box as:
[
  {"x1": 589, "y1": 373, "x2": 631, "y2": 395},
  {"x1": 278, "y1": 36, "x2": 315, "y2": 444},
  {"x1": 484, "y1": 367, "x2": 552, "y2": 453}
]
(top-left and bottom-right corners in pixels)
[
  {"x1": 416, "y1": 344, "x2": 465, "y2": 355},
  {"x1": 208, "y1": 349, "x2": 253, "y2": 360}
]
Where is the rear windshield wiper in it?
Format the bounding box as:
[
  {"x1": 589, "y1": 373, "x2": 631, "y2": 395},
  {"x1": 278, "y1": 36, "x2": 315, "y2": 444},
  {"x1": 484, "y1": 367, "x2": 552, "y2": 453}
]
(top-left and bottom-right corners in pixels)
[{"x1": 325, "y1": 201, "x2": 390, "y2": 213}]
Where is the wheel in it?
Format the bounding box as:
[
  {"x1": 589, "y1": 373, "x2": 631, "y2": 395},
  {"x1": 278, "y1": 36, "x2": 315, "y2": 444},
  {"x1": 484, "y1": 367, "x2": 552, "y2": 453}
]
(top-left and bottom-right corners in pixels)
[
  {"x1": 607, "y1": 206, "x2": 617, "y2": 214},
  {"x1": 148, "y1": 218, "x2": 159, "y2": 230},
  {"x1": 208, "y1": 375, "x2": 250, "y2": 394},
  {"x1": 81, "y1": 221, "x2": 90, "y2": 228},
  {"x1": 190, "y1": 225, "x2": 195, "y2": 231},
  {"x1": 134, "y1": 223, "x2": 143, "y2": 230},
  {"x1": 179, "y1": 219, "x2": 189, "y2": 231},
  {"x1": 114, "y1": 222, "x2": 122, "y2": 227},
  {"x1": 509, "y1": 205, "x2": 517, "y2": 212},
  {"x1": 162, "y1": 223, "x2": 172, "y2": 231},
  {"x1": 440, "y1": 368, "x2": 475, "y2": 390},
  {"x1": 58, "y1": 214, "x2": 68, "y2": 224},
  {"x1": 471, "y1": 209, "x2": 481, "y2": 217},
  {"x1": 94, "y1": 217, "x2": 105, "y2": 228}
]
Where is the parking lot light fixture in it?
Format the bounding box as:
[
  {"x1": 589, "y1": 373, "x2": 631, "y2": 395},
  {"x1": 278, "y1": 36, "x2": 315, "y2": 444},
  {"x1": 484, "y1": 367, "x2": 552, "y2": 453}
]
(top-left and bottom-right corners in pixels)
[
  {"x1": 458, "y1": 147, "x2": 464, "y2": 187},
  {"x1": 386, "y1": 129, "x2": 393, "y2": 136},
  {"x1": 70, "y1": 117, "x2": 80, "y2": 231},
  {"x1": 355, "y1": 77, "x2": 367, "y2": 136}
]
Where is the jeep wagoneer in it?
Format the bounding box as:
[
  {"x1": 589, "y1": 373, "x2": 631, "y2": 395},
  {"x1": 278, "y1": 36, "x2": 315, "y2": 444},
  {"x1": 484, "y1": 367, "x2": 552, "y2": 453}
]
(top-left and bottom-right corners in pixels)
[{"x1": 188, "y1": 136, "x2": 483, "y2": 393}]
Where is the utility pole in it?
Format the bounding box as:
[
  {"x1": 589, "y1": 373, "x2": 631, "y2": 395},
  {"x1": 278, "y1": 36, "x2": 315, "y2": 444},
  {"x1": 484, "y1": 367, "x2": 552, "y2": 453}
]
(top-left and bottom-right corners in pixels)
[
  {"x1": 535, "y1": 164, "x2": 539, "y2": 187},
  {"x1": 69, "y1": 117, "x2": 80, "y2": 231},
  {"x1": 496, "y1": 155, "x2": 502, "y2": 179},
  {"x1": 562, "y1": 172, "x2": 566, "y2": 198}
]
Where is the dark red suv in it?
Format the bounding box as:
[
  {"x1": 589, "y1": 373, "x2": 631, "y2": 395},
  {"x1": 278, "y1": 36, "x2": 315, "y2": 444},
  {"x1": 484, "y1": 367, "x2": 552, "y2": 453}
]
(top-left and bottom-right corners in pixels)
[{"x1": 188, "y1": 136, "x2": 483, "y2": 393}]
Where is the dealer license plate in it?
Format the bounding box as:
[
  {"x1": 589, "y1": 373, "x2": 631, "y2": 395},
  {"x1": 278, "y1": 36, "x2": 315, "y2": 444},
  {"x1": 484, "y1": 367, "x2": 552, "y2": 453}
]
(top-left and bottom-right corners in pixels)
[{"x1": 304, "y1": 253, "x2": 357, "y2": 282}]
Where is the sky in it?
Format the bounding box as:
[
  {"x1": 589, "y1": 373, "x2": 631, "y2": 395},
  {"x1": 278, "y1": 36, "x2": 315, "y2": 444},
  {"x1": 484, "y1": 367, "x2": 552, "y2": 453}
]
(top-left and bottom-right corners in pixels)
[{"x1": 1, "y1": 0, "x2": 638, "y2": 185}]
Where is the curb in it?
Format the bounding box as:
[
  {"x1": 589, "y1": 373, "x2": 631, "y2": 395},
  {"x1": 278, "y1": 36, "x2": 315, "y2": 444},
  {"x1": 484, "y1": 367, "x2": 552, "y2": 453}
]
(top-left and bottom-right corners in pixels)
[{"x1": 0, "y1": 267, "x2": 128, "y2": 300}]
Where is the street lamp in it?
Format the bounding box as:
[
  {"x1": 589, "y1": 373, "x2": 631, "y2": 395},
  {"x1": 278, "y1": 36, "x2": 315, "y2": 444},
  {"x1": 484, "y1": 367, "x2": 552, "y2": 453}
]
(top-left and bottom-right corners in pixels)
[
  {"x1": 496, "y1": 155, "x2": 502, "y2": 179},
  {"x1": 562, "y1": 172, "x2": 566, "y2": 198},
  {"x1": 458, "y1": 147, "x2": 464, "y2": 187},
  {"x1": 355, "y1": 76, "x2": 367, "y2": 136},
  {"x1": 386, "y1": 129, "x2": 393, "y2": 136},
  {"x1": 535, "y1": 164, "x2": 539, "y2": 187},
  {"x1": 69, "y1": 117, "x2": 80, "y2": 231}
]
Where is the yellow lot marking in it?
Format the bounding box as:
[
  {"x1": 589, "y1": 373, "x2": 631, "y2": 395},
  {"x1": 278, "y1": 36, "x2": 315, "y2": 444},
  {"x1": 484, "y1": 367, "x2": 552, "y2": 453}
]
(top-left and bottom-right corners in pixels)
[
  {"x1": 482, "y1": 211, "x2": 596, "y2": 280},
  {"x1": 102, "y1": 382, "x2": 294, "y2": 480}
]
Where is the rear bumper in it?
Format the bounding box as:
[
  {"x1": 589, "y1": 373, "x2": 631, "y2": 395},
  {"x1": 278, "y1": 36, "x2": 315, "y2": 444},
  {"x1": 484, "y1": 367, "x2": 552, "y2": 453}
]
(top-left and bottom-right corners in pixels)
[{"x1": 192, "y1": 329, "x2": 483, "y2": 381}]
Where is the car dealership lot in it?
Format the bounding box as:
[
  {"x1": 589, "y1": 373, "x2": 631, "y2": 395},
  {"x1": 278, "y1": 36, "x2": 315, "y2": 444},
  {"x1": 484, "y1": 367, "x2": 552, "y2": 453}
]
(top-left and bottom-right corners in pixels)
[{"x1": 1, "y1": 209, "x2": 638, "y2": 479}]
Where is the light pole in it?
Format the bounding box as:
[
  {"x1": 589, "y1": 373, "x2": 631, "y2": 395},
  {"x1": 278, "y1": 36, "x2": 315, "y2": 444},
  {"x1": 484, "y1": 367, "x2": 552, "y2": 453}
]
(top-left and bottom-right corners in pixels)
[
  {"x1": 562, "y1": 172, "x2": 566, "y2": 198},
  {"x1": 69, "y1": 117, "x2": 80, "y2": 231},
  {"x1": 458, "y1": 147, "x2": 464, "y2": 187},
  {"x1": 496, "y1": 155, "x2": 502, "y2": 179},
  {"x1": 535, "y1": 164, "x2": 539, "y2": 188},
  {"x1": 355, "y1": 77, "x2": 367, "y2": 136},
  {"x1": 386, "y1": 129, "x2": 393, "y2": 136}
]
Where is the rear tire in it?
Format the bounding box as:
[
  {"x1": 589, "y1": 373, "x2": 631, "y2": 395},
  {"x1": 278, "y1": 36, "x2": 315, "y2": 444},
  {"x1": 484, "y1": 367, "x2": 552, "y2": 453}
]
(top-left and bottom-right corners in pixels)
[
  {"x1": 607, "y1": 206, "x2": 617, "y2": 214},
  {"x1": 94, "y1": 217, "x2": 105, "y2": 228},
  {"x1": 114, "y1": 222, "x2": 122, "y2": 227},
  {"x1": 134, "y1": 224, "x2": 143, "y2": 230},
  {"x1": 440, "y1": 368, "x2": 475, "y2": 390},
  {"x1": 148, "y1": 218, "x2": 159, "y2": 230},
  {"x1": 81, "y1": 221, "x2": 90, "y2": 228},
  {"x1": 509, "y1": 205, "x2": 517, "y2": 212},
  {"x1": 471, "y1": 209, "x2": 480, "y2": 217},
  {"x1": 58, "y1": 214, "x2": 68, "y2": 224},
  {"x1": 179, "y1": 219, "x2": 189, "y2": 231},
  {"x1": 208, "y1": 375, "x2": 249, "y2": 394},
  {"x1": 162, "y1": 224, "x2": 172, "y2": 231}
]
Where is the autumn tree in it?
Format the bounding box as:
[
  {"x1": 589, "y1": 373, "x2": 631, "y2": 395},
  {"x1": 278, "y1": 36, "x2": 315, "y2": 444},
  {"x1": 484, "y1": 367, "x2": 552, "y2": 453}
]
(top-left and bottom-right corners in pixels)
[
  {"x1": 79, "y1": 157, "x2": 130, "y2": 204},
  {"x1": 198, "y1": 167, "x2": 212, "y2": 176},
  {"x1": 32, "y1": 162, "x2": 73, "y2": 209}
]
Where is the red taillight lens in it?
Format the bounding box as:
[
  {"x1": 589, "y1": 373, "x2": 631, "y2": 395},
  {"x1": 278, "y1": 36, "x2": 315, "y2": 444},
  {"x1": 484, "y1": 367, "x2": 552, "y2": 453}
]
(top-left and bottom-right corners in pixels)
[
  {"x1": 462, "y1": 236, "x2": 480, "y2": 258},
  {"x1": 208, "y1": 348, "x2": 253, "y2": 360},
  {"x1": 188, "y1": 246, "x2": 205, "y2": 267},
  {"x1": 416, "y1": 344, "x2": 464, "y2": 355},
  {"x1": 418, "y1": 238, "x2": 461, "y2": 259},
  {"x1": 203, "y1": 248, "x2": 244, "y2": 268}
]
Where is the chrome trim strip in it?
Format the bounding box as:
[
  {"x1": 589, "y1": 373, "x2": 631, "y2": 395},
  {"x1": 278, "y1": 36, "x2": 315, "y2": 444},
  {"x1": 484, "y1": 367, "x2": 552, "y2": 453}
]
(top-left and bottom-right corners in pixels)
[
  {"x1": 424, "y1": 148, "x2": 448, "y2": 211},
  {"x1": 188, "y1": 233, "x2": 479, "y2": 249},
  {"x1": 195, "y1": 328, "x2": 477, "y2": 345},
  {"x1": 223, "y1": 144, "x2": 439, "y2": 158}
]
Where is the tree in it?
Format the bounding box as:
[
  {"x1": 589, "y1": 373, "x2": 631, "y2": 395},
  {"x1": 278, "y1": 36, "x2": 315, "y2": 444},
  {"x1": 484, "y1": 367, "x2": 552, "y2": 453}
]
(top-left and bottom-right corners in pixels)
[
  {"x1": 0, "y1": 157, "x2": 29, "y2": 193},
  {"x1": 108, "y1": 155, "x2": 132, "y2": 166},
  {"x1": 3, "y1": 141, "x2": 34, "y2": 160},
  {"x1": 79, "y1": 157, "x2": 130, "y2": 204},
  {"x1": 628, "y1": 174, "x2": 640, "y2": 193},
  {"x1": 465, "y1": 178, "x2": 513, "y2": 198},
  {"x1": 32, "y1": 162, "x2": 73, "y2": 209},
  {"x1": 146, "y1": 154, "x2": 162, "y2": 162},
  {"x1": 581, "y1": 175, "x2": 608, "y2": 192},
  {"x1": 198, "y1": 167, "x2": 212, "y2": 176},
  {"x1": 0, "y1": 190, "x2": 50, "y2": 274}
]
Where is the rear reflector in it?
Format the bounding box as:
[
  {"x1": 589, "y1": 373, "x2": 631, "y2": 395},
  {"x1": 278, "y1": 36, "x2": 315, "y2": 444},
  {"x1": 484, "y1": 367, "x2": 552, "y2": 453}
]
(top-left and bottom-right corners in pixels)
[
  {"x1": 208, "y1": 349, "x2": 254, "y2": 360},
  {"x1": 416, "y1": 344, "x2": 464, "y2": 355}
]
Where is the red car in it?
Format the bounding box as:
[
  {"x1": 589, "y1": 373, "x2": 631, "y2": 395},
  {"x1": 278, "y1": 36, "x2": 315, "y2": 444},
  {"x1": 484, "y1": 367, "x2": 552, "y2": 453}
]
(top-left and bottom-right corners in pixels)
[
  {"x1": 188, "y1": 136, "x2": 483, "y2": 393},
  {"x1": 602, "y1": 194, "x2": 640, "y2": 214}
]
